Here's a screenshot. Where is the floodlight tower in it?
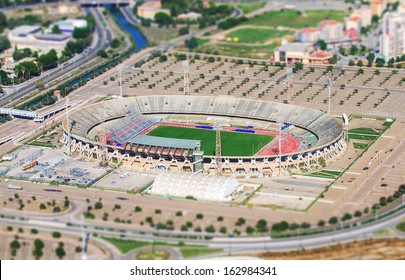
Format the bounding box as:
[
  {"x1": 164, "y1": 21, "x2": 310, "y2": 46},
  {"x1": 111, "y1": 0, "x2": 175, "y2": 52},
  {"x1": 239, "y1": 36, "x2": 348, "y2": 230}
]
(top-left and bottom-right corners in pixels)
[
  {"x1": 98, "y1": 110, "x2": 109, "y2": 167},
  {"x1": 118, "y1": 64, "x2": 123, "y2": 98},
  {"x1": 278, "y1": 122, "x2": 283, "y2": 177},
  {"x1": 182, "y1": 60, "x2": 190, "y2": 95},
  {"x1": 215, "y1": 121, "x2": 222, "y2": 175},
  {"x1": 326, "y1": 77, "x2": 332, "y2": 115},
  {"x1": 66, "y1": 96, "x2": 71, "y2": 156},
  {"x1": 286, "y1": 67, "x2": 293, "y2": 103}
]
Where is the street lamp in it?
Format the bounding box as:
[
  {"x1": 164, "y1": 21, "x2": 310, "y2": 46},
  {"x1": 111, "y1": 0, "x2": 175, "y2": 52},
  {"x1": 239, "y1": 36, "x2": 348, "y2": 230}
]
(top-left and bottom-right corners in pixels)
[{"x1": 326, "y1": 77, "x2": 332, "y2": 115}]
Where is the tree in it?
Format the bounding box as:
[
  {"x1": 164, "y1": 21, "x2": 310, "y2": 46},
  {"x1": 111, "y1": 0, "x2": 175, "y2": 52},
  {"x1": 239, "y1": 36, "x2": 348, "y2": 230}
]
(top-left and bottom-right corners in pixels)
[
  {"x1": 154, "y1": 12, "x2": 173, "y2": 27},
  {"x1": 13, "y1": 49, "x2": 25, "y2": 61},
  {"x1": 246, "y1": 226, "x2": 255, "y2": 234},
  {"x1": 317, "y1": 39, "x2": 327, "y2": 51},
  {"x1": 32, "y1": 239, "x2": 44, "y2": 259},
  {"x1": 97, "y1": 50, "x2": 108, "y2": 58},
  {"x1": 354, "y1": 210, "x2": 362, "y2": 217},
  {"x1": 219, "y1": 226, "x2": 227, "y2": 234},
  {"x1": 14, "y1": 61, "x2": 40, "y2": 81},
  {"x1": 348, "y1": 60, "x2": 355, "y2": 66},
  {"x1": 366, "y1": 53, "x2": 375, "y2": 67},
  {"x1": 55, "y1": 245, "x2": 66, "y2": 259},
  {"x1": 52, "y1": 231, "x2": 61, "y2": 238},
  {"x1": 0, "y1": 35, "x2": 11, "y2": 52},
  {"x1": 256, "y1": 219, "x2": 267, "y2": 232},
  {"x1": 134, "y1": 206, "x2": 142, "y2": 212},
  {"x1": 0, "y1": 11, "x2": 6, "y2": 33},
  {"x1": 39, "y1": 203, "x2": 46, "y2": 210},
  {"x1": 94, "y1": 201, "x2": 103, "y2": 209},
  {"x1": 356, "y1": 60, "x2": 363, "y2": 67},
  {"x1": 317, "y1": 220, "x2": 325, "y2": 227},
  {"x1": 38, "y1": 49, "x2": 58, "y2": 71},
  {"x1": 0, "y1": 70, "x2": 11, "y2": 85},
  {"x1": 176, "y1": 211, "x2": 183, "y2": 216},
  {"x1": 196, "y1": 213, "x2": 204, "y2": 219},
  {"x1": 72, "y1": 27, "x2": 89, "y2": 39},
  {"x1": 52, "y1": 24, "x2": 61, "y2": 34},
  {"x1": 185, "y1": 37, "x2": 198, "y2": 50},
  {"x1": 10, "y1": 239, "x2": 21, "y2": 250},
  {"x1": 110, "y1": 38, "x2": 121, "y2": 49},
  {"x1": 179, "y1": 26, "x2": 189, "y2": 35},
  {"x1": 372, "y1": 15, "x2": 379, "y2": 24},
  {"x1": 328, "y1": 216, "x2": 338, "y2": 224},
  {"x1": 349, "y1": 44, "x2": 358, "y2": 55}
]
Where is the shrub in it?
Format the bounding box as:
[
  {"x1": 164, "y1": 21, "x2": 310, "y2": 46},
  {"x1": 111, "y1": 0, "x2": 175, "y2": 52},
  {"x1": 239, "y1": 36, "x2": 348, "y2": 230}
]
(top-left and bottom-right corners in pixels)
[{"x1": 52, "y1": 231, "x2": 61, "y2": 238}]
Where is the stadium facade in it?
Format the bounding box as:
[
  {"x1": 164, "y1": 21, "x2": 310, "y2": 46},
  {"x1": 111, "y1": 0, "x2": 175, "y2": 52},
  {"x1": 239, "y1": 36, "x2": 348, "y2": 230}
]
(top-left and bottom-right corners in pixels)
[{"x1": 62, "y1": 96, "x2": 347, "y2": 177}]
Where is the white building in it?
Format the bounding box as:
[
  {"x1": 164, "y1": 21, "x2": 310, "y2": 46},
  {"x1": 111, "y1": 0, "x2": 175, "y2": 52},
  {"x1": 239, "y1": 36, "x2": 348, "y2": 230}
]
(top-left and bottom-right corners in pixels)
[
  {"x1": 273, "y1": 43, "x2": 332, "y2": 64},
  {"x1": 297, "y1": 27, "x2": 320, "y2": 43},
  {"x1": 8, "y1": 25, "x2": 69, "y2": 55},
  {"x1": 53, "y1": 19, "x2": 88, "y2": 34},
  {"x1": 318, "y1": 19, "x2": 344, "y2": 43},
  {"x1": 149, "y1": 172, "x2": 239, "y2": 202},
  {"x1": 380, "y1": 5, "x2": 405, "y2": 58}
]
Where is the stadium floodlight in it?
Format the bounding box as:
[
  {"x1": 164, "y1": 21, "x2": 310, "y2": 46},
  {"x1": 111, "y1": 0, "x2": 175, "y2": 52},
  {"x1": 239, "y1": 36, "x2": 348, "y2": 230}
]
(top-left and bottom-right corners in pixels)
[
  {"x1": 326, "y1": 77, "x2": 332, "y2": 115},
  {"x1": 118, "y1": 64, "x2": 123, "y2": 98}
]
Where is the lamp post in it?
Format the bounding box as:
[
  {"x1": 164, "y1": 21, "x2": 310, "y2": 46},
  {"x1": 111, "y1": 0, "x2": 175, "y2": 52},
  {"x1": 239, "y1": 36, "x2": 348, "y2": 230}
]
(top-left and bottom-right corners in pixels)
[{"x1": 326, "y1": 77, "x2": 332, "y2": 115}]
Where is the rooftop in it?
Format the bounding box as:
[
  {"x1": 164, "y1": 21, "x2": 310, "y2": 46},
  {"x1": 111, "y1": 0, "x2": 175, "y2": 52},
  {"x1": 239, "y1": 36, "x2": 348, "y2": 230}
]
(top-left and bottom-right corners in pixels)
[
  {"x1": 35, "y1": 34, "x2": 69, "y2": 41},
  {"x1": 10, "y1": 25, "x2": 41, "y2": 36},
  {"x1": 128, "y1": 135, "x2": 200, "y2": 150},
  {"x1": 276, "y1": 43, "x2": 311, "y2": 53},
  {"x1": 299, "y1": 27, "x2": 320, "y2": 34},
  {"x1": 319, "y1": 19, "x2": 340, "y2": 26}
]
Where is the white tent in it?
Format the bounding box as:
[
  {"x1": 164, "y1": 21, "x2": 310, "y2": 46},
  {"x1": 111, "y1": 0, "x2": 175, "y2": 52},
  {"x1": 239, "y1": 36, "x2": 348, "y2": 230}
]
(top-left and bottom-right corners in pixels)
[{"x1": 149, "y1": 172, "x2": 239, "y2": 202}]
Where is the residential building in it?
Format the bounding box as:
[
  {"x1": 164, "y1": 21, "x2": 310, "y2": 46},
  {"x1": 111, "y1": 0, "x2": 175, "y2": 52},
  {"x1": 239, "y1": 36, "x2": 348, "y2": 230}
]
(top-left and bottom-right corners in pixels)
[
  {"x1": 370, "y1": 0, "x2": 386, "y2": 16},
  {"x1": 380, "y1": 7, "x2": 405, "y2": 58},
  {"x1": 137, "y1": 0, "x2": 171, "y2": 19},
  {"x1": 345, "y1": 16, "x2": 362, "y2": 31},
  {"x1": 318, "y1": 19, "x2": 344, "y2": 42},
  {"x1": 177, "y1": 12, "x2": 201, "y2": 21},
  {"x1": 297, "y1": 27, "x2": 320, "y2": 43}
]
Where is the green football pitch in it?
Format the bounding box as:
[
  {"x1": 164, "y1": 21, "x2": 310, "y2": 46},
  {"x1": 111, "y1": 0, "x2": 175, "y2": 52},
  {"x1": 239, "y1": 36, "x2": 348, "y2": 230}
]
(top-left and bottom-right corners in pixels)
[{"x1": 147, "y1": 126, "x2": 274, "y2": 156}]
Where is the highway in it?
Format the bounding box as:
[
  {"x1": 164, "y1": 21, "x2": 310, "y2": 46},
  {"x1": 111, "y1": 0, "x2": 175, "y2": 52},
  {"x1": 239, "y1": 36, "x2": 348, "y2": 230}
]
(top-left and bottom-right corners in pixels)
[
  {"x1": 0, "y1": 7, "x2": 111, "y2": 107},
  {"x1": 0, "y1": 194, "x2": 404, "y2": 257}
]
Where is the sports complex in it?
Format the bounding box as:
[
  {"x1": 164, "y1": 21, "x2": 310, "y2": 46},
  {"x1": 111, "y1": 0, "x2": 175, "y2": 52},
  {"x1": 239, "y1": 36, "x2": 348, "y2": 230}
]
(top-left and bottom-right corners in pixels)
[{"x1": 63, "y1": 95, "x2": 347, "y2": 177}]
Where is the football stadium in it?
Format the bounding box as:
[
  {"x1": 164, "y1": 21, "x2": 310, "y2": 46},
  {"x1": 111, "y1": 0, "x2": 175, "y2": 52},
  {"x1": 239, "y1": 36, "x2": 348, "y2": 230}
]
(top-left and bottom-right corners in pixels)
[{"x1": 63, "y1": 95, "x2": 347, "y2": 177}]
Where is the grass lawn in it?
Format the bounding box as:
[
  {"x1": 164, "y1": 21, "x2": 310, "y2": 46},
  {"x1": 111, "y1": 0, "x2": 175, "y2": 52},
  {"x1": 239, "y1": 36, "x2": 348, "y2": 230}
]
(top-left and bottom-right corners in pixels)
[
  {"x1": 29, "y1": 141, "x2": 54, "y2": 148},
  {"x1": 147, "y1": 126, "x2": 273, "y2": 156},
  {"x1": 383, "y1": 121, "x2": 394, "y2": 127},
  {"x1": 195, "y1": 42, "x2": 276, "y2": 59},
  {"x1": 236, "y1": 2, "x2": 266, "y2": 14},
  {"x1": 348, "y1": 134, "x2": 378, "y2": 141},
  {"x1": 101, "y1": 237, "x2": 149, "y2": 254},
  {"x1": 179, "y1": 247, "x2": 223, "y2": 258},
  {"x1": 101, "y1": 236, "x2": 224, "y2": 258},
  {"x1": 138, "y1": 25, "x2": 180, "y2": 45},
  {"x1": 353, "y1": 142, "x2": 369, "y2": 149},
  {"x1": 396, "y1": 222, "x2": 405, "y2": 233},
  {"x1": 226, "y1": 28, "x2": 293, "y2": 44},
  {"x1": 348, "y1": 128, "x2": 380, "y2": 135},
  {"x1": 243, "y1": 9, "x2": 346, "y2": 28},
  {"x1": 135, "y1": 250, "x2": 171, "y2": 260},
  {"x1": 305, "y1": 170, "x2": 341, "y2": 179}
]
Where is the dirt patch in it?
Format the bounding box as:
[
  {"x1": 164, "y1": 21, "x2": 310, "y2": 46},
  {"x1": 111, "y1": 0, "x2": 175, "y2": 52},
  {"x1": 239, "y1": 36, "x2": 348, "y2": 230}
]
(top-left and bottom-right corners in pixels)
[{"x1": 254, "y1": 238, "x2": 405, "y2": 260}]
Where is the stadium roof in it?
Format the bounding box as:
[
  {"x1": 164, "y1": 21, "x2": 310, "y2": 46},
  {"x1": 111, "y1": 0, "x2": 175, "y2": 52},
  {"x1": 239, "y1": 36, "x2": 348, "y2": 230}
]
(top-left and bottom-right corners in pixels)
[{"x1": 128, "y1": 135, "x2": 200, "y2": 150}]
